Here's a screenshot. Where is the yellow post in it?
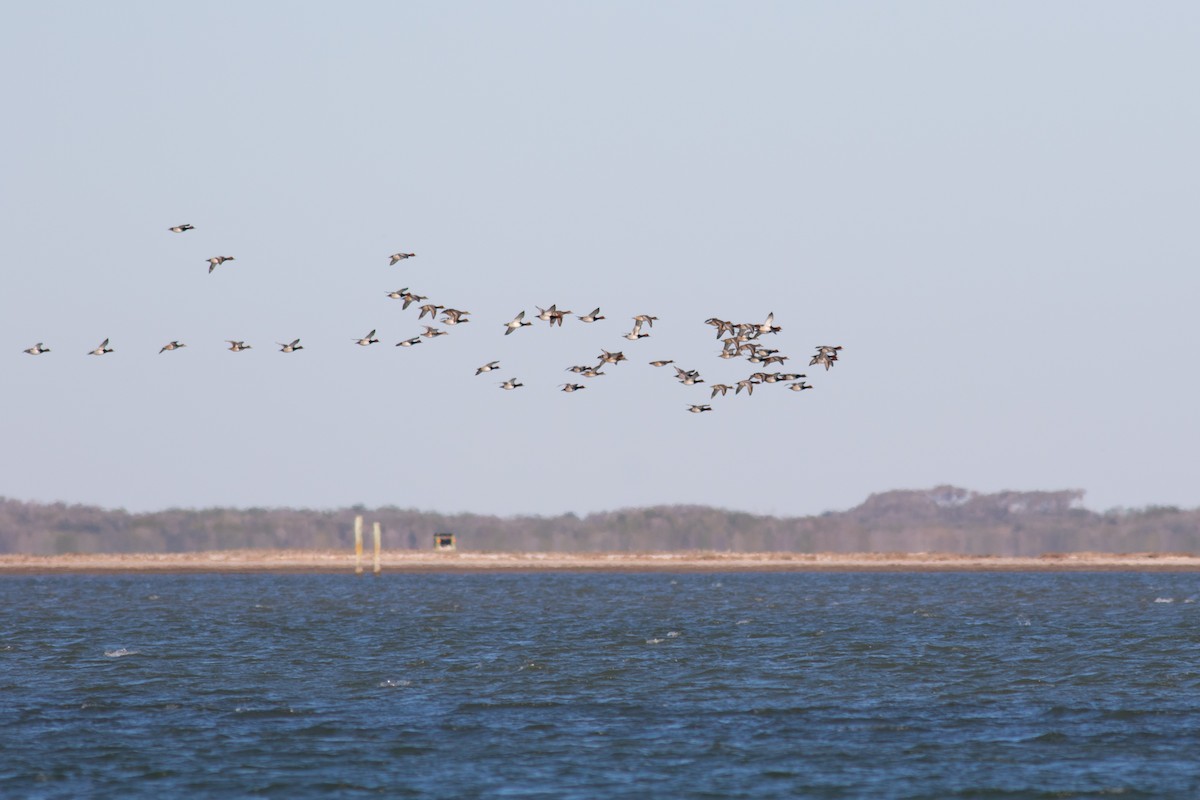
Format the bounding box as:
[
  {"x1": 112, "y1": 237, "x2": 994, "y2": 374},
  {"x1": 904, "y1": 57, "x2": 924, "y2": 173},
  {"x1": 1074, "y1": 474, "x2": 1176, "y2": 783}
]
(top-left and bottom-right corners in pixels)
[
  {"x1": 354, "y1": 515, "x2": 363, "y2": 575},
  {"x1": 372, "y1": 522, "x2": 382, "y2": 575}
]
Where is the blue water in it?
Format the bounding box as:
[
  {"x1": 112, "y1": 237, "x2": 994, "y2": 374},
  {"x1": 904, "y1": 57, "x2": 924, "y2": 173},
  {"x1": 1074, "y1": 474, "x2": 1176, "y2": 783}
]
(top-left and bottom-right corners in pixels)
[{"x1": 2, "y1": 572, "x2": 1199, "y2": 798}]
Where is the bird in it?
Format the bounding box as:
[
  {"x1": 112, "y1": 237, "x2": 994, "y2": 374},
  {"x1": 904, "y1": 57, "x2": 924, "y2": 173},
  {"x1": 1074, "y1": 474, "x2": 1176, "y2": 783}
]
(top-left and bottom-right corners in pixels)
[
  {"x1": 735, "y1": 378, "x2": 759, "y2": 395},
  {"x1": 355, "y1": 330, "x2": 379, "y2": 346},
  {"x1": 226, "y1": 340, "x2": 251, "y2": 352},
  {"x1": 206, "y1": 256, "x2": 234, "y2": 275},
  {"x1": 809, "y1": 345, "x2": 842, "y2": 371},
  {"x1": 500, "y1": 378, "x2": 524, "y2": 390},
  {"x1": 597, "y1": 350, "x2": 627, "y2": 365},
  {"x1": 168, "y1": 224, "x2": 194, "y2": 233},
  {"x1": 811, "y1": 345, "x2": 843, "y2": 366},
  {"x1": 561, "y1": 383, "x2": 586, "y2": 392},
  {"x1": 536, "y1": 305, "x2": 571, "y2": 326},
  {"x1": 206, "y1": 256, "x2": 234, "y2": 273},
  {"x1": 395, "y1": 337, "x2": 422, "y2": 347},
  {"x1": 389, "y1": 253, "x2": 416, "y2": 264},
  {"x1": 788, "y1": 381, "x2": 813, "y2": 391},
  {"x1": 417, "y1": 304, "x2": 444, "y2": 320},
  {"x1": 278, "y1": 339, "x2": 303, "y2": 353},
  {"x1": 88, "y1": 338, "x2": 113, "y2": 356},
  {"x1": 577, "y1": 308, "x2": 605, "y2": 323},
  {"x1": 399, "y1": 292, "x2": 426, "y2": 309},
  {"x1": 504, "y1": 311, "x2": 532, "y2": 335},
  {"x1": 649, "y1": 359, "x2": 674, "y2": 367},
  {"x1": 159, "y1": 340, "x2": 186, "y2": 354},
  {"x1": 674, "y1": 367, "x2": 703, "y2": 385},
  {"x1": 623, "y1": 320, "x2": 650, "y2": 341},
  {"x1": 386, "y1": 289, "x2": 426, "y2": 309},
  {"x1": 23, "y1": 343, "x2": 50, "y2": 355},
  {"x1": 687, "y1": 404, "x2": 713, "y2": 413},
  {"x1": 421, "y1": 326, "x2": 447, "y2": 338},
  {"x1": 578, "y1": 368, "x2": 606, "y2": 378},
  {"x1": 705, "y1": 317, "x2": 734, "y2": 339},
  {"x1": 476, "y1": 360, "x2": 500, "y2": 375},
  {"x1": 710, "y1": 384, "x2": 732, "y2": 398},
  {"x1": 633, "y1": 314, "x2": 659, "y2": 328},
  {"x1": 441, "y1": 308, "x2": 471, "y2": 325},
  {"x1": 756, "y1": 312, "x2": 781, "y2": 335}
]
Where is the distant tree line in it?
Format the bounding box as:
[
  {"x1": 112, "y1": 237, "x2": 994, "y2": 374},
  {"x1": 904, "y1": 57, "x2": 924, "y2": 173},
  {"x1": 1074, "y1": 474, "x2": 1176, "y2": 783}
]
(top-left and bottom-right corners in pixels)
[{"x1": 0, "y1": 486, "x2": 1197, "y2": 556}]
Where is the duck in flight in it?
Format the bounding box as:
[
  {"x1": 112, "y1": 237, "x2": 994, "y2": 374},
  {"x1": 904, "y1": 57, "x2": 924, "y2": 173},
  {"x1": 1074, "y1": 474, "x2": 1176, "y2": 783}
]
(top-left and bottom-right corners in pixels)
[
  {"x1": 756, "y1": 312, "x2": 781, "y2": 336},
  {"x1": 168, "y1": 223, "x2": 194, "y2": 233},
  {"x1": 536, "y1": 305, "x2": 571, "y2": 327},
  {"x1": 417, "y1": 303, "x2": 444, "y2": 320},
  {"x1": 227, "y1": 340, "x2": 251, "y2": 352},
  {"x1": 623, "y1": 320, "x2": 650, "y2": 341},
  {"x1": 24, "y1": 342, "x2": 50, "y2": 355},
  {"x1": 355, "y1": 330, "x2": 379, "y2": 346},
  {"x1": 206, "y1": 256, "x2": 235, "y2": 273},
  {"x1": 504, "y1": 311, "x2": 532, "y2": 335},
  {"x1": 389, "y1": 253, "x2": 416, "y2": 264},
  {"x1": 597, "y1": 349, "x2": 627, "y2": 365},
  {"x1": 500, "y1": 378, "x2": 524, "y2": 390},
  {"x1": 159, "y1": 340, "x2": 186, "y2": 354},
  {"x1": 88, "y1": 338, "x2": 113, "y2": 356},
  {"x1": 395, "y1": 336, "x2": 422, "y2": 347},
  {"x1": 561, "y1": 383, "x2": 586, "y2": 392},
  {"x1": 687, "y1": 404, "x2": 713, "y2": 413},
  {"x1": 810, "y1": 345, "x2": 843, "y2": 371},
  {"x1": 387, "y1": 289, "x2": 426, "y2": 309},
  {"x1": 476, "y1": 360, "x2": 500, "y2": 375},
  {"x1": 577, "y1": 308, "x2": 605, "y2": 323},
  {"x1": 278, "y1": 339, "x2": 303, "y2": 353}
]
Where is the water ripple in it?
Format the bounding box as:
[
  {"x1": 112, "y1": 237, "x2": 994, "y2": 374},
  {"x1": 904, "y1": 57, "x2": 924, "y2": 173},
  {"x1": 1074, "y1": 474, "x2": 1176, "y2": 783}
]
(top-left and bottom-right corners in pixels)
[{"x1": 2, "y1": 572, "x2": 1200, "y2": 797}]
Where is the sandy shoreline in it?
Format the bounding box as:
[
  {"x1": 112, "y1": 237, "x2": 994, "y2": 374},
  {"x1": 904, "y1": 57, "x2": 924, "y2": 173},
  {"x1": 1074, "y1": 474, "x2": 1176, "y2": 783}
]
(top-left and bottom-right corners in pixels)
[{"x1": 1, "y1": 550, "x2": 1200, "y2": 574}]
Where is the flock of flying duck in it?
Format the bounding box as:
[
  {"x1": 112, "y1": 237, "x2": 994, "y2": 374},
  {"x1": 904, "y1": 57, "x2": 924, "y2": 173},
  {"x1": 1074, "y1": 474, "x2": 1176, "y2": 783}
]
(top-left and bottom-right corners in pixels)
[{"x1": 21, "y1": 224, "x2": 843, "y2": 413}]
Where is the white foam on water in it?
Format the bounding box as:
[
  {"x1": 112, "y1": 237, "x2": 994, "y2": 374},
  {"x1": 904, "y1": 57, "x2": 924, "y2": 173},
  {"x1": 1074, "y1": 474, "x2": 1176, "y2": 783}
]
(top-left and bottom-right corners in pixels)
[
  {"x1": 1154, "y1": 598, "x2": 1175, "y2": 604},
  {"x1": 646, "y1": 637, "x2": 664, "y2": 644},
  {"x1": 104, "y1": 648, "x2": 139, "y2": 658},
  {"x1": 378, "y1": 679, "x2": 412, "y2": 688},
  {"x1": 666, "y1": 631, "x2": 681, "y2": 638}
]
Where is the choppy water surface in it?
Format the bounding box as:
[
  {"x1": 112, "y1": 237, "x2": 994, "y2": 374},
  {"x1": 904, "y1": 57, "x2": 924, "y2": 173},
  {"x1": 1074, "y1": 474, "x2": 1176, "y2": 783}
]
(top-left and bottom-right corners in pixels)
[{"x1": 2, "y1": 572, "x2": 1199, "y2": 798}]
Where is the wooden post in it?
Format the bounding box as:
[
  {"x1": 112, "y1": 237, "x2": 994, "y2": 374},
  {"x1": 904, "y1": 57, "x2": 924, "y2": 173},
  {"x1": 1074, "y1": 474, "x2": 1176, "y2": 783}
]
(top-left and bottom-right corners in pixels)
[
  {"x1": 354, "y1": 515, "x2": 363, "y2": 575},
  {"x1": 372, "y1": 522, "x2": 382, "y2": 575}
]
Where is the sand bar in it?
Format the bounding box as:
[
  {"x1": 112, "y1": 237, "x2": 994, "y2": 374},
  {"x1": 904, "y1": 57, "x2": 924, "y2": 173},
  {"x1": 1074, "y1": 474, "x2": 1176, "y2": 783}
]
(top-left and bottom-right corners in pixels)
[{"x1": 2, "y1": 550, "x2": 1200, "y2": 574}]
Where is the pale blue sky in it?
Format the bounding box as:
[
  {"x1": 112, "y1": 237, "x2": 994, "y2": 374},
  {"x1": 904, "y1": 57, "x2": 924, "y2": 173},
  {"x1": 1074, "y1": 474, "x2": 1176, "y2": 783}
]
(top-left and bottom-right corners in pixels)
[{"x1": 2, "y1": 2, "x2": 1197, "y2": 516}]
